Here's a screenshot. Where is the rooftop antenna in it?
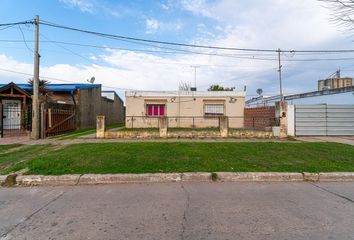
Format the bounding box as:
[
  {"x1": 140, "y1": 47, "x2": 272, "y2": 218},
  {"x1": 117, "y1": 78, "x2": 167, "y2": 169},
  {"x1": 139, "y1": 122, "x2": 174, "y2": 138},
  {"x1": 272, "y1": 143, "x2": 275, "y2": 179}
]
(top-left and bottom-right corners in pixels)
[
  {"x1": 190, "y1": 65, "x2": 199, "y2": 91},
  {"x1": 87, "y1": 76, "x2": 95, "y2": 84}
]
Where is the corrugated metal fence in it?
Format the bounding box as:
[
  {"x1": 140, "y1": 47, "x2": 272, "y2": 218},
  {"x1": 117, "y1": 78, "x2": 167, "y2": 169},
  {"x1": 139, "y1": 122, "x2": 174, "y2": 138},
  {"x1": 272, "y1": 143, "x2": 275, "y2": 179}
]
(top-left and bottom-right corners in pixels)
[{"x1": 295, "y1": 104, "x2": 354, "y2": 136}]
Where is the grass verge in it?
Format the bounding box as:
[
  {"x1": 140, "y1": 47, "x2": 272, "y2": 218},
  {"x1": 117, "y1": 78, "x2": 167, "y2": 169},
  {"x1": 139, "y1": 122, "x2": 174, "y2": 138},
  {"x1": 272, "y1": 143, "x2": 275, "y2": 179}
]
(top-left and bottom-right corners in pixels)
[
  {"x1": 8, "y1": 142, "x2": 354, "y2": 175},
  {"x1": 0, "y1": 144, "x2": 51, "y2": 174},
  {"x1": 58, "y1": 123, "x2": 124, "y2": 140},
  {"x1": 0, "y1": 144, "x2": 22, "y2": 153}
]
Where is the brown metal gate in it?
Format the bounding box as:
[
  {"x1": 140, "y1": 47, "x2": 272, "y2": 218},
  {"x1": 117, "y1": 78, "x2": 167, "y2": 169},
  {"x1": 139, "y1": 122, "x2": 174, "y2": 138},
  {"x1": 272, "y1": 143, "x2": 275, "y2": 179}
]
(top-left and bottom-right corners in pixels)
[{"x1": 43, "y1": 103, "x2": 76, "y2": 137}]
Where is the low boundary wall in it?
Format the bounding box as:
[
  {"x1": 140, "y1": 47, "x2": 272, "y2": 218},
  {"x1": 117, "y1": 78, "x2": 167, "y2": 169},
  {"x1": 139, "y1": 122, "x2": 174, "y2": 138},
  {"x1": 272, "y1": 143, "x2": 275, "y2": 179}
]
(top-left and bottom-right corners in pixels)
[{"x1": 98, "y1": 116, "x2": 275, "y2": 139}]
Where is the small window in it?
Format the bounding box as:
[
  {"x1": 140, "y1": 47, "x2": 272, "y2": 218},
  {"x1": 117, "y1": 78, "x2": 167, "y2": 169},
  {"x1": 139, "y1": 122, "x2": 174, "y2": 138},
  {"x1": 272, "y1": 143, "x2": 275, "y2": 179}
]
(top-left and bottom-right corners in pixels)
[
  {"x1": 204, "y1": 104, "x2": 224, "y2": 116},
  {"x1": 146, "y1": 104, "x2": 165, "y2": 116}
]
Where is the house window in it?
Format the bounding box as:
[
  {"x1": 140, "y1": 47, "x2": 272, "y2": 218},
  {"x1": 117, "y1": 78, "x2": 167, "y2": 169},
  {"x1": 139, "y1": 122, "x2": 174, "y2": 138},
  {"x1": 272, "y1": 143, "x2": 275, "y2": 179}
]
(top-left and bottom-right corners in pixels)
[
  {"x1": 204, "y1": 104, "x2": 224, "y2": 116},
  {"x1": 146, "y1": 104, "x2": 165, "y2": 116}
]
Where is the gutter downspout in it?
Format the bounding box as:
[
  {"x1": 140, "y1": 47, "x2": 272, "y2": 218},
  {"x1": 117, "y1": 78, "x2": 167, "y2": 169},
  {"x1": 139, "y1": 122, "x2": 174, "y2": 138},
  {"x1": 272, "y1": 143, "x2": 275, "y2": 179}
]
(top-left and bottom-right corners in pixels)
[{"x1": 70, "y1": 90, "x2": 76, "y2": 105}]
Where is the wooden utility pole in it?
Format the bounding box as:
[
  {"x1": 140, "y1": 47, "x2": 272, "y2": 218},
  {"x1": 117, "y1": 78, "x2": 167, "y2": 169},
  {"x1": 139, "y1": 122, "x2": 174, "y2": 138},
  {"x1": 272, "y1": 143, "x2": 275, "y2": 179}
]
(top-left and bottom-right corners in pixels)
[{"x1": 32, "y1": 15, "x2": 40, "y2": 139}]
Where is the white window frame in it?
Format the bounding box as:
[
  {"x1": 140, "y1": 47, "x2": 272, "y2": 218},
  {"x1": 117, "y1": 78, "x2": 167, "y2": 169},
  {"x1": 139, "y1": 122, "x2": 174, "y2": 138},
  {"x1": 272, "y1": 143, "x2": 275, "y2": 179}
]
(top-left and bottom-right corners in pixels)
[
  {"x1": 204, "y1": 104, "x2": 224, "y2": 116},
  {"x1": 146, "y1": 104, "x2": 166, "y2": 117}
]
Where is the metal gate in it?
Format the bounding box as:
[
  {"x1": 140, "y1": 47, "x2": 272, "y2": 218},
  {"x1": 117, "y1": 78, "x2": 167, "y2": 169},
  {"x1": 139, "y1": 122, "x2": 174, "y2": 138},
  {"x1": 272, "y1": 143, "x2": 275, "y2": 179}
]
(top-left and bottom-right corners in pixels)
[
  {"x1": 42, "y1": 103, "x2": 76, "y2": 137},
  {"x1": 295, "y1": 104, "x2": 354, "y2": 136},
  {"x1": 0, "y1": 103, "x2": 31, "y2": 137}
]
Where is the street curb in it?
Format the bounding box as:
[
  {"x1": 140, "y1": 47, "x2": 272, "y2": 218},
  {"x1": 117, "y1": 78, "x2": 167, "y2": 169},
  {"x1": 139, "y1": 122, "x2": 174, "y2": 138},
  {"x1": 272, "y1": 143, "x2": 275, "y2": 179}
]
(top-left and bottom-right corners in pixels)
[
  {"x1": 216, "y1": 172, "x2": 303, "y2": 182},
  {"x1": 78, "y1": 173, "x2": 182, "y2": 185},
  {"x1": 1, "y1": 172, "x2": 354, "y2": 187},
  {"x1": 0, "y1": 175, "x2": 7, "y2": 186},
  {"x1": 16, "y1": 175, "x2": 81, "y2": 186},
  {"x1": 319, "y1": 172, "x2": 354, "y2": 182}
]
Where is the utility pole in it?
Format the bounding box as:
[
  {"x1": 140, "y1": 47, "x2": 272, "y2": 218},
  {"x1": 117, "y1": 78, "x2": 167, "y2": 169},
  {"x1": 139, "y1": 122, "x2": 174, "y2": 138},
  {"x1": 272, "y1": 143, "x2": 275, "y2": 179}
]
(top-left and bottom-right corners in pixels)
[
  {"x1": 277, "y1": 48, "x2": 283, "y2": 101},
  {"x1": 32, "y1": 15, "x2": 40, "y2": 139},
  {"x1": 190, "y1": 65, "x2": 199, "y2": 89}
]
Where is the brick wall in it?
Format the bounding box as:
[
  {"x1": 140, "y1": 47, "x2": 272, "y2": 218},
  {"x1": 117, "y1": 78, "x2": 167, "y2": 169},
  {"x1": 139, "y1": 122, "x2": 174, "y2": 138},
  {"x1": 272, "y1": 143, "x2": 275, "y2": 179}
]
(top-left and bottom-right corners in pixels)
[
  {"x1": 244, "y1": 106, "x2": 276, "y2": 131},
  {"x1": 47, "y1": 93, "x2": 74, "y2": 104}
]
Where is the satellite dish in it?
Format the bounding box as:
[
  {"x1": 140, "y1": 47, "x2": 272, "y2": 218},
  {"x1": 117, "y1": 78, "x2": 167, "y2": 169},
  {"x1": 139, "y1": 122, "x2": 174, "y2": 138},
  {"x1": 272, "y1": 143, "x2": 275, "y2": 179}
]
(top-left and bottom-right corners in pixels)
[
  {"x1": 87, "y1": 76, "x2": 95, "y2": 84},
  {"x1": 256, "y1": 88, "x2": 263, "y2": 95}
]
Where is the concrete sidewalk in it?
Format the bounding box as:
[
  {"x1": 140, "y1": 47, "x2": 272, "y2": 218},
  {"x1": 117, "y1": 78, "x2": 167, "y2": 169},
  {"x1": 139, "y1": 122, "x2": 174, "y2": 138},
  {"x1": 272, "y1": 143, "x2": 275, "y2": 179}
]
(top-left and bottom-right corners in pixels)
[
  {"x1": 296, "y1": 136, "x2": 354, "y2": 146},
  {"x1": 0, "y1": 182, "x2": 353, "y2": 240}
]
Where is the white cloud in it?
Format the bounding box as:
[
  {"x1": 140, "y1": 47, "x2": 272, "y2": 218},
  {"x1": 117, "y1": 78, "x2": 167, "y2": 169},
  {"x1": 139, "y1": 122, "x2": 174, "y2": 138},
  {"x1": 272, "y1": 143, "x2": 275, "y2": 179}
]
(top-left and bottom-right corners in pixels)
[
  {"x1": 2, "y1": 0, "x2": 352, "y2": 100},
  {"x1": 89, "y1": 56, "x2": 97, "y2": 61},
  {"x1": 180, "y1": 0, "x2": 214, "y2": 19},
  {"x1": 145, "y1": 18, "x2": 160, "y2": 34},
  {"x1": 59, "y1": 0, "x2": 94, "y2": 13}
]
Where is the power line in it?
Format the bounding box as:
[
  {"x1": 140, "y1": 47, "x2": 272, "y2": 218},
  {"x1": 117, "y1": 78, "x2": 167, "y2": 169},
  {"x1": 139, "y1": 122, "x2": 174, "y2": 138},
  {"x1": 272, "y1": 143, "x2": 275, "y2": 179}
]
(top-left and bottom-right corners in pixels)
[
  {"x1": 3, "y1": 19, "x2": 354, "y2": 54},
  {"x1": 0, "y1": 25, "x2": 16, "y2": 31},
  {"x1": 17, "y1": 25, "x2": 34, "y2": 54},
  {"x1": 38, "y1": 19, "x2": 354, "y2": 54},
  {"x1": 0, "y1": 67, "x2": 144, "y2": 91},
  {"x1": 4, "y1": 38, "x2": 354, "y2": 63},
  {"x1": 39, "y1": 20, "x2": 278, "y2": 53},
  {"x1": 39, "y1": 32, "x2": 95, "y2": 64},
  {"x1": 0, "y1": 20, "x2": 33, "y2": 27}
]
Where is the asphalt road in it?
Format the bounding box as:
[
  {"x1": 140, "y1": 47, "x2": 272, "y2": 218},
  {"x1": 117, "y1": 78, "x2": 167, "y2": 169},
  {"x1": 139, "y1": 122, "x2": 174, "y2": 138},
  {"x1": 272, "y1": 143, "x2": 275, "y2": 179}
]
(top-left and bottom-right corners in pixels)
[{"x1": 0, "y1": 182, "x2": 353, "y2": 240}]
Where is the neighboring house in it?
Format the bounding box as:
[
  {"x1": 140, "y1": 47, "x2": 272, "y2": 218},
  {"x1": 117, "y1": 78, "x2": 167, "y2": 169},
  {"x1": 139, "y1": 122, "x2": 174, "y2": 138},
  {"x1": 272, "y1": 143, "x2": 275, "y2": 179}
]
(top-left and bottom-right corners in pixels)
[
  {"x1": 125, "y1": 90, "x2": 245, "y2": 128},
  {"x1": 0, "y1": 82, "x2": 125, "y2": 132},
  {"x1": 101, "y1": 90, "x2": 125, "y2": 124}
]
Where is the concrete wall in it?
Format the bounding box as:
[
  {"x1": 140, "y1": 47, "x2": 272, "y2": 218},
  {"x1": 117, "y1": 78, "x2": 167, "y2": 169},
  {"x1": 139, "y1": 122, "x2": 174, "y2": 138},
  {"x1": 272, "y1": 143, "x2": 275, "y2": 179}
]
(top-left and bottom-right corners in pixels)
[
  {"x1": 77, "y1": 87, "x2": 102, "y2": 129},
  {"x1": 77, "y1": 87, "x2": 124, "y2": 129},
  {"x1": 125, "y1": 93, "x2": 245, "y2": 128},
  {"x1": 100, "y1": 94, "x2": 125, "y2": 125}
]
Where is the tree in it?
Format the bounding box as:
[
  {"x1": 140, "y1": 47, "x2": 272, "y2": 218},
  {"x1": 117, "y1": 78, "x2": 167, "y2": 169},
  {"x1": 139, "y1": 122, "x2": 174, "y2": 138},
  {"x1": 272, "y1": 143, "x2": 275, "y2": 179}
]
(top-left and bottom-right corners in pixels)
[
  {"x1": 28, "y1": 78, "x2": 51, "y2": 102},
  {"x1": 207, "y1": 84, "x2": 235, "y2": 91},
  {"x1": 319, "y1": 0, "x2": 354, "y2": 31}
]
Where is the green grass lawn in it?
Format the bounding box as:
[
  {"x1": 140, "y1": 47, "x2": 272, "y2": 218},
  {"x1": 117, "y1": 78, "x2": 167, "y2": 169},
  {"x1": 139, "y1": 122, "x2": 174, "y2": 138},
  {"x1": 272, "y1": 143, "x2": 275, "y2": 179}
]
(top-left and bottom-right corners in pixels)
[
  {"x1": 0, "y1": 144, "x2": 22, "y2": 153},
  {"x1": 0, "y1": 144, "x2": 51, "y2": 174},
  {"x1": 7, "y1": 142, "x2": 354, "y2": 175},
  {"x1": 58, "y1": 122, "x2": 124, "y2": 140}
]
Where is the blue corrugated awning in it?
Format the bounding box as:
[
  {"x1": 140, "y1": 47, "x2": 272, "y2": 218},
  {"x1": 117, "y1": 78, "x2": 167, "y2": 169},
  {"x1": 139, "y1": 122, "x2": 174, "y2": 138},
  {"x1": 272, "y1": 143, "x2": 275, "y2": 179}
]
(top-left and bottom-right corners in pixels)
[{"x1": 0, "y1": 83, "x2": 101, "y2": 93}]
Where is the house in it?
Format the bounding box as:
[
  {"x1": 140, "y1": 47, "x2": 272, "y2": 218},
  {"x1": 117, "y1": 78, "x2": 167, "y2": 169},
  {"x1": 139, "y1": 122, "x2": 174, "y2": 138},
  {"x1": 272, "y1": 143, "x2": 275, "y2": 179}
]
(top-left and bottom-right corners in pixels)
[
  {"x1": 125, "y1": 90, "x2": 245, "y2": 128},
  {"x1": 101, "y1": 90, "x2": 125, "y2": 124},
  {"x1": 0, "y1": 82, "x2": 125, "y2": 136}
]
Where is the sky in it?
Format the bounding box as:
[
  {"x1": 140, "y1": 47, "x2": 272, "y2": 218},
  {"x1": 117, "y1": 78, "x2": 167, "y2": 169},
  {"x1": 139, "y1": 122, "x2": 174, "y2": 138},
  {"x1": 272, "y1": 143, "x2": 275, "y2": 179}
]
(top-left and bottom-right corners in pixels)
[{"x1": 0, "y1": 0, "x2": 354, "y2": 102}]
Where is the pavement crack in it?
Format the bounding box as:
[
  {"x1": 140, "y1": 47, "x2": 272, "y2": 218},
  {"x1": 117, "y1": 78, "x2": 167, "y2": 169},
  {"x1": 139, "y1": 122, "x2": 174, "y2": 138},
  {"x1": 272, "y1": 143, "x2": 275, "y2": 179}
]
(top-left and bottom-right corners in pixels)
[
  {"x1": 310, "y1": 183, "x2": 354, "y2": 203},
  {"x1": 1, "y1": 191, "x2": 65, "y2": 238},
  {"x1": 76, "y1": 174, "x2": 83, "y2": 185},
  {"x1": 180, "y1": 184, "x2": 190, "y2": 240}
]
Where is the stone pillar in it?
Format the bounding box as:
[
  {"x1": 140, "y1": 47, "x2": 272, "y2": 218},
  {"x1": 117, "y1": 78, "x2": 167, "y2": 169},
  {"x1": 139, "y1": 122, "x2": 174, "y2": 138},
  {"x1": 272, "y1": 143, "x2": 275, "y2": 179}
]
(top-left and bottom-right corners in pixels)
[
  {"x1": 96, "y1": 115, "x2": 106, "y2": 139},
  {"x1": 287, "y1": 104, "x2": 295, "y2": 136},
  {"x1": 275, "y1": 101, "x2": 288, "y2": 138},
  {"x1": 159, "y1": 117, "x2": 168, "y2": 137},
  {"x1": 219, "y1": 117, "x2": 229, "y2": 137}
]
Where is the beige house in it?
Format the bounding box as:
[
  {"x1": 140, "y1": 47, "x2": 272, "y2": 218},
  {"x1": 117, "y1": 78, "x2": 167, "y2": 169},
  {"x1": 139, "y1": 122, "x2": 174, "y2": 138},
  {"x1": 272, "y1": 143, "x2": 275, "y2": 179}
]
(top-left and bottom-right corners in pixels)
[{"x1": 125, "y1": 90, "x2": 245, "y2": 128}]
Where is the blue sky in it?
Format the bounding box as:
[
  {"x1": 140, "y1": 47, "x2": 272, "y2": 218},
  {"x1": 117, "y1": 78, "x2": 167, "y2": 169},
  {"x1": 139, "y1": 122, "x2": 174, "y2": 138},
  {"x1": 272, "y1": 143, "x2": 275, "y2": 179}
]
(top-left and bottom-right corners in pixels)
[{"x1": 0, "y1": 0, "x2": 354, "y2": 102}]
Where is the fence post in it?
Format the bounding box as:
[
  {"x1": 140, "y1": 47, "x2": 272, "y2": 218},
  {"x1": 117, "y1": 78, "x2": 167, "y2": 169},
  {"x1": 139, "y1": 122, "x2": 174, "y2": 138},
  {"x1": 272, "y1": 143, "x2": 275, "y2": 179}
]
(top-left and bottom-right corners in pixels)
[
  {"x1": 252, "y1": 117, "x2": 255, "y2": 130},
  {"x1": 219, "y1": 116, "x2": 229, "y2": 137},
  {"x1": 275, "y1": 101, "x2": 288, "y2": 138},
  {"x1": 159, "y1": 117, "x2": 168, "y2": 137},
  {"x1": 287, "y1": 104, "x2": 295, "y2": 136},
  {"x1": 40, "y1": 103, "x2": 45, "y2": 139},
  {"x1": 131, "y1": 116, "x2": 133, "y2": 128},
  {"x1": 0, "y1": 104, "x2": 3, "y2": 138},
  {"x1": 96, "y1": 115, "x2": 106, "y2": 139},
  {"x1": 192, "y1": 117, "x2": 195, "y2": 128}
]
